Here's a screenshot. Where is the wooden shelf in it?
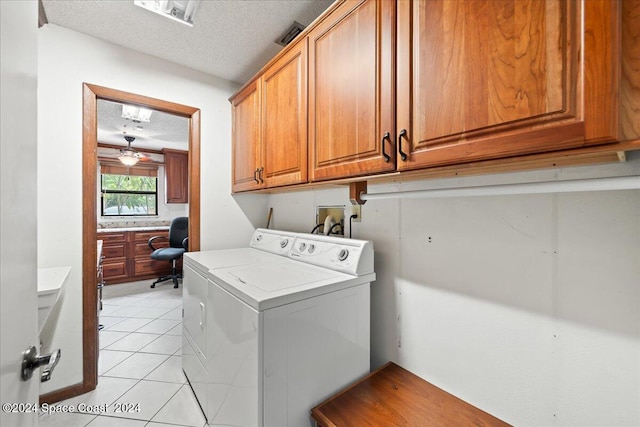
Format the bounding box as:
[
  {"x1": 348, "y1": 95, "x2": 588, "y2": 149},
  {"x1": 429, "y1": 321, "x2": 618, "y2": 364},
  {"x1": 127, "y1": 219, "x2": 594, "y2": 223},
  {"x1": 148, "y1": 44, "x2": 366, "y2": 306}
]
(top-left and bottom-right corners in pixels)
[{"x1": 311, "y1": 362, "x2": 510, "y2": 427}]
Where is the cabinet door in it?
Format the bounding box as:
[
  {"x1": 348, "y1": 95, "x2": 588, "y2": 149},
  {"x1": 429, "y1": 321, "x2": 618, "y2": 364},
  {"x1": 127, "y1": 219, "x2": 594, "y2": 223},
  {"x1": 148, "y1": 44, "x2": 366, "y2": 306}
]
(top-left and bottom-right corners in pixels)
[
  {"x1": 309, "y1": 0, "x2": 396, "y2": 181},
  {"x1": 261, "y1": 39, "x2": 308, "y2": 188},
  {"x1": 231, "y1": 80, "x2": 261, "y2": 192},
  {"x1": 397, "y1": 0, "x2": 620, "y2": 170},
  {"x1": 163, "y1": 149, "x2": 188, "y2": 203}
]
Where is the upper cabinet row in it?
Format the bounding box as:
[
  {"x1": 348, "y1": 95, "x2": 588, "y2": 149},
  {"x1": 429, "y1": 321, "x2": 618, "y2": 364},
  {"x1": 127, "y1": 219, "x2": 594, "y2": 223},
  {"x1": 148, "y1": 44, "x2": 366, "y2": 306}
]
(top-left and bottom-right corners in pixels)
[
  {"x1": 231, "y1": 0, "x2": 636, "y2": 192},
  {"x1": 232, "y1": 41, "x2": 308, "y2": 191}
]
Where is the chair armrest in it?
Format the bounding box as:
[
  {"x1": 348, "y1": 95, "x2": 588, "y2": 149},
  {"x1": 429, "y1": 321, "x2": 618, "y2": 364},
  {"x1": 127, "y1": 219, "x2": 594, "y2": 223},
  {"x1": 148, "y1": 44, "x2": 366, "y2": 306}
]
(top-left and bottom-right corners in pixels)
[
  {"x1": 182, "y1": 237, "x2": 189, "y2": 251},
  {"x1": 148, "y1": 235, "x2": 168, "y2": 251}
]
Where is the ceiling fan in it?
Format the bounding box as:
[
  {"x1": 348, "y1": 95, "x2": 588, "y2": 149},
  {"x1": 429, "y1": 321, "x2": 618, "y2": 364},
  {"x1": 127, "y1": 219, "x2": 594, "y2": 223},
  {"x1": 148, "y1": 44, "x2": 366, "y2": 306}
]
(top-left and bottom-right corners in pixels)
[{"x1": 118, "y1": 135, "x2": 150, "y2": 166}]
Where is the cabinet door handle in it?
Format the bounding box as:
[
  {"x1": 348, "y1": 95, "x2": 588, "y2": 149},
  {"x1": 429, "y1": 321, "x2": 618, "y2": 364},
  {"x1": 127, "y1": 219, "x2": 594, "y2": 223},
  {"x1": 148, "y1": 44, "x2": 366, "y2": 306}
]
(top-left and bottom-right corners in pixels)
[
  {"x1": 253, "y1": 168, "x2": 260, "y2": 183},
  {"x1": 258, "y1": 167, "x2": 264, "y2": 184},
  {"x1": 381, "y1": 132, "x2": 391, "y2": 163},
  {"x1": 398, "y1": 129, "x2": 408, "y2": 161}
]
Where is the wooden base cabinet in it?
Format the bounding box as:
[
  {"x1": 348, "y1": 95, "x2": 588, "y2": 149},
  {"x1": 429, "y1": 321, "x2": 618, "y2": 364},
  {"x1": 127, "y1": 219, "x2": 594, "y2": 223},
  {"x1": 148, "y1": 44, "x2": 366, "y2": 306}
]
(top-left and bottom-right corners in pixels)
[
  {"x1": 98, "y1": 229, "x2": 176, "y2": 284},
  {"x1": 396, "y1": 0, "x2": 622, "y2": 170},
  {"x1": 99, "y1": 232, "x2": 129, "y2": 282}
]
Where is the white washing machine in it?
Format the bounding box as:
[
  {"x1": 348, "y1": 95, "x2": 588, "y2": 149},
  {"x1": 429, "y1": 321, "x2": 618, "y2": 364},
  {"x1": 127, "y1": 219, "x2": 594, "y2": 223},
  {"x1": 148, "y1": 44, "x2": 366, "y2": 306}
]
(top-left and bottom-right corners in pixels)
[
  {"x1": 182, "y1": 229, "x2": 375, "y2": 426},
  {"x1": 182, "y1": 229, "x2": 296, "y2": 418}
]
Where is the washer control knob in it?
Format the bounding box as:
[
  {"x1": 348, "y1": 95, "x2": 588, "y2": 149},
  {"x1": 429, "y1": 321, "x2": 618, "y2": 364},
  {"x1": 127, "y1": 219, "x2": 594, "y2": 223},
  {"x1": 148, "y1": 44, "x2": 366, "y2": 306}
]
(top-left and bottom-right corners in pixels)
[
  {"x1": 298, "y1": 242, "x2": 307, "y2": 252},
  {"x1": 308, "y1": 244, "x2": 316, "y2": 254},
  {"x1": 338, "y1": 248, "x2": 349, "y2": 261},
  {"x1": 280, "y1": 239, "x2": 289, "y2": 249}
]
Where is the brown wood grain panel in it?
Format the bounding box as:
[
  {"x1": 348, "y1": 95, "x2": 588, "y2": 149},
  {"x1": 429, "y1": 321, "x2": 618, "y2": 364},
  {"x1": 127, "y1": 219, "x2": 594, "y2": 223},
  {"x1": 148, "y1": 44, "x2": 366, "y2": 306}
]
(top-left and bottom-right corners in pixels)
[
  {"x1": 132, "y1": 230, "x2": 168, "y2": 242},
  {"x1": 416, "y1": 0, "x2": 465, "y2": 140},
  {"x1": 396, "y1": 0, "x2": 622, "y2": 171},
  {"x1": 102, "y1": 260, "x2": 128, "y2": 281},
  {"x1": 231, "y1": 80, "x2": 261, "y2": 192},
  {"x1": 133, "y1": 258, "x2": 172, "y2": 276},
  {"x1": 311, "y1": 362, "x2": 510, "y2": 427},
  {"x1": 98, "y1": 232, "x2": 127, "y2": 243},
  {"x1": 102, "y1": 244, "x2": 126, "y2": 259},
  {"x1": 163, "y1": 149, "x2": 188, "y2": 203},
  {"x1": 309, "y1": 0, "x2": 395, "y2": 181},
  {"x1": 134, "y1": 240, "x2": 168, "y2": 256},
  {"x1": 583, "y1": 0, "x2": 619, "y2": 141},
  {"x1": 621, "y1": 0, "x2": 640, "y2": 141},
  {"x1": 188, "y1": 109, "x2": 200, "y2": 253},
  {"x1": 413, "y1": 0, "x2": 568, "y2": 147},
  {"x1": 262, "y1": 39, "x2": 308, "y2": 187},
  {"x1": 82, "y1": 83, "x2": 99, "y2": 393}
]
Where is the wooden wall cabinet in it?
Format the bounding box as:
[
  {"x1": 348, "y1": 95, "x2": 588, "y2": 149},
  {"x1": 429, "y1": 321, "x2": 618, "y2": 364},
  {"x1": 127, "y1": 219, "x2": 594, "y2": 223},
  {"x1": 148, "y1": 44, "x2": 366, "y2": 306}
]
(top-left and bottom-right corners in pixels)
[
  {"x1": 163, "y1": 149, "x2": 188, "y2": 203},
  {"x1": 229, "y1": 0, "x2": 637, "y2": 192},
  {"x1": 231, "y1": 80, "x2": 262, "y2": 192},
  {"x1": 308, "y1": 0, "x2": 396, "y2": 181},
  {"x1": 98, "y1": 229, "x2": 175, "y2": 284},
  {"x1": 231, "y1": 40, "x2": 308, "y2": 192},
  {"x1": 396, "y1": 0, "x2": 622, "y2": 170}
]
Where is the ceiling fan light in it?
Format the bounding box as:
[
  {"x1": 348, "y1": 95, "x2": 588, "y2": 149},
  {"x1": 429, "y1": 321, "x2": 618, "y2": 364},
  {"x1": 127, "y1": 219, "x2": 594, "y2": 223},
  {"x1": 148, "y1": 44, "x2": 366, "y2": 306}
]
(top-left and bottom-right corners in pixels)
[
  {"x1": 118, "y1": 153, "x2": 140, "y2": 166},
  {"x1": 122, "y1": 105, "x2": 152, "y2": 122}
]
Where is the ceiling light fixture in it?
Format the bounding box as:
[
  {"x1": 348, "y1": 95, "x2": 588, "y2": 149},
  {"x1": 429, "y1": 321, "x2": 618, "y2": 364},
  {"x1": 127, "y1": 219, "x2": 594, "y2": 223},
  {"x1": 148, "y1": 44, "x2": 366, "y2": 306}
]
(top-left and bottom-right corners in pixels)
[
  {"x1": 118, "y1": 152, "x2": 140, "y2": 166},
  {"x1": 122, "y1": 105, "x2": 152, "y2": 122},
  {"x1": 134, "y1": 0, "x2": 200, "y2": 27},
  {"x1": 118, "y1": 135, "x2": 141, "y2": 166}
]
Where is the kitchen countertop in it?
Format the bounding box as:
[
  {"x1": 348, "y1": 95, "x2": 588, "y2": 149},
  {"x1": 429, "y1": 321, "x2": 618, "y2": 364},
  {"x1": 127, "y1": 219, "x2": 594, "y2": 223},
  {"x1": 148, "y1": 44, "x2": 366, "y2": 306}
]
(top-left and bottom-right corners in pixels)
[{"x1": 97, "y1": 226, "x2": 170, "y2": 233}]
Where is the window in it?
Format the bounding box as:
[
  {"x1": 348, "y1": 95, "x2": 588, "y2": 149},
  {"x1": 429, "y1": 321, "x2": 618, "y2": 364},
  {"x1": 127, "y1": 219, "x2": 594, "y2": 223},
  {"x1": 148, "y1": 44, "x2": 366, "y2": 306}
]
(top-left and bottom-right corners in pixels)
[{"x1": 100, "y1": 164, "x2": 158, "y2": 216}]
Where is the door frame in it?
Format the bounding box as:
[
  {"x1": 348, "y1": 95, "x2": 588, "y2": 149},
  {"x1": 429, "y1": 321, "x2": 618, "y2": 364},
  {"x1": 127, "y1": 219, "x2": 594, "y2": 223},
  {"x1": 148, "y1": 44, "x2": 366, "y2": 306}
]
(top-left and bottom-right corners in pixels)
[{"x1": 41, "y1": 83, "x2": 201, "y2": 402}]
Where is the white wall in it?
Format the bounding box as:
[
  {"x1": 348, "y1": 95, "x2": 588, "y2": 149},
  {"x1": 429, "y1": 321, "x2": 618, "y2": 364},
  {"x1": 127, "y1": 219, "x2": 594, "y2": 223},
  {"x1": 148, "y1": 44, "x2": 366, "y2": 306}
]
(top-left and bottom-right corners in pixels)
[
  {"x1": 267, "y1": 158, "x2": 640, "y2": 426},
  {"x1": 37, "y1": 24, "x2": 267, "y2": 393}
]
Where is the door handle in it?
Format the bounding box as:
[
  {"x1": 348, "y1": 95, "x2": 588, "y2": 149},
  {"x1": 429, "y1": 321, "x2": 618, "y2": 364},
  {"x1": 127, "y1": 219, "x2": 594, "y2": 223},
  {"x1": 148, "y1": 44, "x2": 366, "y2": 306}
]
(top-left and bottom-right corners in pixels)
[
  {"x1": 21, "y1": 346, "x2": 61, "y2": 382},
  {"x1": 258, "y1": 167, "x2": 264, "y2": 184},
  {"x1": 253, "y1": 168, "x2": 260, "y2": 183}
]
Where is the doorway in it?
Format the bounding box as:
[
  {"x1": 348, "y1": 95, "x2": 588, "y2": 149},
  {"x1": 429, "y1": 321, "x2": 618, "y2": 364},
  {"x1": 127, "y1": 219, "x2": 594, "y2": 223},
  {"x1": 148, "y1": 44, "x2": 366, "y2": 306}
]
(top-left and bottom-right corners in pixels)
[{"x1": 42, "y1": 83, "x2": 201, "y2": 402}]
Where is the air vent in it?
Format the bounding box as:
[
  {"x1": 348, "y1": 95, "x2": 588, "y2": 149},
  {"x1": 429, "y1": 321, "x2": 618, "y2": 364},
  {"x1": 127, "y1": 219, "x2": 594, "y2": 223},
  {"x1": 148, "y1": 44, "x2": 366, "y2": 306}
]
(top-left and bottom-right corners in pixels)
[{"x1": 275, "y1": 21, "x2": 306, "y2": 47}]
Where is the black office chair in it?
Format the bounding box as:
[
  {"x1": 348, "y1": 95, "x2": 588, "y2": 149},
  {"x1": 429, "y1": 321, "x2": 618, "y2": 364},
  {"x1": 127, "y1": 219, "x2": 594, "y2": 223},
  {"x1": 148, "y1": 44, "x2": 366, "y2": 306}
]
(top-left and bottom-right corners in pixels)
[{"x1": 148, "y1": 217, "x2": 188, "y2": 289}]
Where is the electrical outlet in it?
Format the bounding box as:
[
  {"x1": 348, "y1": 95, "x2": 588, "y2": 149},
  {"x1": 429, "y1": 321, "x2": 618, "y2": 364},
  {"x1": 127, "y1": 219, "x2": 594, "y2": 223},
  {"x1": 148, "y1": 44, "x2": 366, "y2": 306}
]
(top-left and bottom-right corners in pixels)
[{"x1": 352, "y1": 205, "x2": 362, "y2": 222}]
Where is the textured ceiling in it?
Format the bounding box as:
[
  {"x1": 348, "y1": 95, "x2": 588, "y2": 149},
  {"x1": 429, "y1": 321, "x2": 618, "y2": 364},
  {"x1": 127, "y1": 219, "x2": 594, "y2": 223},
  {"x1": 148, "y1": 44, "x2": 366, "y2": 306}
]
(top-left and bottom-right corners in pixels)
[
  {"x1": 98, "y1": 99, "x2": 189, "y2": 151},
  {"x1": 44, "y1": 0, "x2": 334, "y2": 150},
  {"x1": 41, "y1": 0, "x2": 333, "y2": 84}
]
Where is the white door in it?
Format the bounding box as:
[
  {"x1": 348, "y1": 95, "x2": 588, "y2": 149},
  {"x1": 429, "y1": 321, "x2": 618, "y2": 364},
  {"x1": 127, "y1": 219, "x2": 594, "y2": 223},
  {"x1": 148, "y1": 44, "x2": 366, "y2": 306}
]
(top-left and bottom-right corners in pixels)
[{"x1": 1, "y1": 1, "x2": 40, "y2": 426}]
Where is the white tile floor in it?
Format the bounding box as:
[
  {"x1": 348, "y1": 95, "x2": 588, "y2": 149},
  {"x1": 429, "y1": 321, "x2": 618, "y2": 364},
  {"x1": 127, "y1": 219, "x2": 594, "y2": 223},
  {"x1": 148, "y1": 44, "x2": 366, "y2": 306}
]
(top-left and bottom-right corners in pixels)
[{"x1": 39, "y1": 280, "x2": 207, "y2": 427}]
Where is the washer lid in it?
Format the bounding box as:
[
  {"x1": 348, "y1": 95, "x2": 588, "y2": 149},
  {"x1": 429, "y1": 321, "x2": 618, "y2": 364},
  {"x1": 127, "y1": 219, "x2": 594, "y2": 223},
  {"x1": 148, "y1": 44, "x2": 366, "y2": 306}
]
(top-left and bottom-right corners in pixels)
[
  {"x1": 226, "y1": 262, "x2": 339, "y2": 292},
  {"x1": 184, "y1": 248, "x2": 286, "y2": 276},
  {"x1": 210, "y1": 260, "x2": 374, "y2": 311}
]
